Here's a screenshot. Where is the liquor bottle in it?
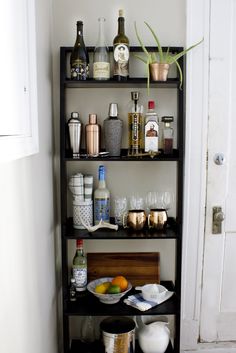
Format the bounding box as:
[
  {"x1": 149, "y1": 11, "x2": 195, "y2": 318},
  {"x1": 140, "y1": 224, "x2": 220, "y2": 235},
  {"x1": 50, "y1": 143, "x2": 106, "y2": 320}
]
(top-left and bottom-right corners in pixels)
[
  {"x1": 128, "y1": 91, "x2": 144, "y2": 155},
  {"x1": 69, "y1": 278, "x2": 77, "y2": 301},
  {"x1": 70, "y1": 21, "x2": 89, "y2": 80},
  {"x1": 113, "y1": 9, "x2": 129, "y2": 81},
  {"x1": 72, "y1": 239, "x2": 87, "y2": 292},
  {"x1": 94, "y1": 165, "x2": 110, "y2": 224},
  {"x1": 93, "y1": 17, "x2": 110, "y2": 80},
  {"x1": 144, "y1": 100, "x2": 159, "y2": 153},
  {"x1": 103, "y1": 103, "x2": 123, "y2": 156},
  {"x1": 85, "y1": 114, "x2": 101, "y2": 157},
  {"x1": 162, "y1": 116, "x2": 174, "y2": 154}
]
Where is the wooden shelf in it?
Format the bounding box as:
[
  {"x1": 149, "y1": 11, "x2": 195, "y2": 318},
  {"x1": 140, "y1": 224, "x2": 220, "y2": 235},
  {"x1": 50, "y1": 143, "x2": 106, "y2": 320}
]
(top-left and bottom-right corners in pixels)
[
  {"x1": 63, "y1": 217, "x2": 180, "y2": 240},
  {"x1": 65, "y1": 281, "x2": 179, "y2": 316}
]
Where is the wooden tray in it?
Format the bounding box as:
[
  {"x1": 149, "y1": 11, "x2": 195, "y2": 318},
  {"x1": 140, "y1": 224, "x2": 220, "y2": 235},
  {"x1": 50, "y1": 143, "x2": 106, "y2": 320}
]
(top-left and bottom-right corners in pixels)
[{"x1": 87, "y1": 252, "x2": 160, "y2": 286}]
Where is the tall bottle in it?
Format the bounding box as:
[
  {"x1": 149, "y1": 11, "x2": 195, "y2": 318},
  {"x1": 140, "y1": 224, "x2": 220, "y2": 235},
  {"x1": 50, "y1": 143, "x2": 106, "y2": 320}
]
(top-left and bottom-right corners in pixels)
[
  {"x1": 93, "y1": 17, "x2": 110, "y2": 80},
  {"x1": 70, "y1": 21, "x2": 89, "y2": 80},
  {"x1": 128, "y1": 91, "x2": 144, "y2": 155},
  {"x1": 85, "y1": 114, "x2": 101, "y2": 157},
  {"x1": 103, "y1": 103, "x2": 123, "y2": 156},
  {"x1": 72, "y1": 239, "x2": 87, "y2": 292},
  {"x1": 113, "y1": 9, "x2": 129, "y2": 81},
  {"x1": 144, "y1": 100, "x2": 159, "y2": 153},
  {"x1": 94, "y1": 165, "x2": 110, "y2": 225}
]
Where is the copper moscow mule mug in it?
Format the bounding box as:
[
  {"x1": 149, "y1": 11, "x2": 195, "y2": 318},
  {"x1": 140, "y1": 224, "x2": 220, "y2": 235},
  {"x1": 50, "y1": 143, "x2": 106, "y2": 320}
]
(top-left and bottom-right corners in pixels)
[
  {"x1": 123, "y1": 210, "x2": 146, "y2": 231},
  {"x1": 148, "y1": 208, "x2": 168, "y2": 230}
]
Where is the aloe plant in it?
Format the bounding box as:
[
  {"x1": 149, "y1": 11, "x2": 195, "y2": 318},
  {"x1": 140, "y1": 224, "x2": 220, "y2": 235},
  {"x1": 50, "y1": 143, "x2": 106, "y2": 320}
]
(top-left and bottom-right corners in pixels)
[{"x1": 134, "y1": 21, "x2": 203, "y2": 91}]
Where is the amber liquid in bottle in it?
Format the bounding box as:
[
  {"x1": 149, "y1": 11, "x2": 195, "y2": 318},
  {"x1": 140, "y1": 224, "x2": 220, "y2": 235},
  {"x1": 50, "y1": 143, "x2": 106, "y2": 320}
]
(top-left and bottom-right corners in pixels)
[{"x1": 113, "y1": 9, "x2": 129, "y2": 81}]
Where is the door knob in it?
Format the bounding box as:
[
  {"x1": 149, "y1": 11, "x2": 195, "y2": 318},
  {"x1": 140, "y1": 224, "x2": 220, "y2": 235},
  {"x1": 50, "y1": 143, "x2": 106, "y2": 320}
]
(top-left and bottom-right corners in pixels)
[{"x1": 212, "y1": 206, "x2": 225, "y2": 234}]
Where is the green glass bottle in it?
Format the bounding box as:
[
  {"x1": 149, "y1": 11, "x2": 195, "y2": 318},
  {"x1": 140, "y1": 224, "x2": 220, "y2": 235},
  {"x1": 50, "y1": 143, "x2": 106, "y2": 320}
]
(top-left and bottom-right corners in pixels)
[
  {"x1": 70, "y1": 21, "x2": 89, "y2": 80},
  {"x1": 113, "y1": 9, "x2": 129, "y2": 81},
  {"x1": 72, "y1": 239, "x2": 87, "y2": 291}
]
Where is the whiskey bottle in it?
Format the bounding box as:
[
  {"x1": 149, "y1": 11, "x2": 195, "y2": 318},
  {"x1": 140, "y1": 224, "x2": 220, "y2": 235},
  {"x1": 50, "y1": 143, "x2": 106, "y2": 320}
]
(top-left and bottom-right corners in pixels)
[
  {"x1": 113, "y1": 9, "x2": 129, "y2": 81},
  {"x1": 70, "y1": 21, "x2": 89, "y2": 80}
]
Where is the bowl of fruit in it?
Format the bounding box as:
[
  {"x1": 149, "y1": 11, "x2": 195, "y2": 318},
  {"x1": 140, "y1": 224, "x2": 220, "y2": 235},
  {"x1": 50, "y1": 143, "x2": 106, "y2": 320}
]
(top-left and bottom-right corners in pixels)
[{"x1": 87, "y1": 276, "x2": 132, "y2": 304}]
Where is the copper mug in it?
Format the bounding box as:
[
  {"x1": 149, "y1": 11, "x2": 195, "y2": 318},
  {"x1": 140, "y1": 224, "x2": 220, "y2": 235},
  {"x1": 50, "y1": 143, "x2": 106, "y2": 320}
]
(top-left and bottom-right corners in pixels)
[
  {"x1": 148, "y1": 208, "x2": 168, "y2": 230},
  {"x1": 123, "y1": 210, "x2": 146, "y2": 231}
]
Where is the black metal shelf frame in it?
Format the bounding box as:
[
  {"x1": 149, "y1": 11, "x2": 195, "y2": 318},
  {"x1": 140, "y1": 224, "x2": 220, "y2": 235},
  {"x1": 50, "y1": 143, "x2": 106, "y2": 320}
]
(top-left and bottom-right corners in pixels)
[{"x1": 60, "y1": 46, "x2": 185, "y2": 353}]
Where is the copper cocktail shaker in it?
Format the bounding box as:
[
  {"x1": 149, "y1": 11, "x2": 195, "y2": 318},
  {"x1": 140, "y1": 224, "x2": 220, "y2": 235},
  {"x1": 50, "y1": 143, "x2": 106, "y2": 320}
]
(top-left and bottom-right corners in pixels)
[{"x1": 85, "y1": 114, "x2": 101, "y2": 157}]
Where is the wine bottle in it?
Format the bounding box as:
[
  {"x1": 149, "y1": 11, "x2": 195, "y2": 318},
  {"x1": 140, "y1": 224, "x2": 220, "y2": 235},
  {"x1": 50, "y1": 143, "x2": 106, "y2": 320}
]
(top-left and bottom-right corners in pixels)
[
  {"x1": 70, "y1": 21, "x2": 89, "y2": 80},
  {"x1": 93, "y1": 17, "x2": 110, "y2": 80},
  {"x1": 113, "y1": 9, "x2": 129, "y2": 81},
  {"x1": 94, "y1": 165, "x2": 110, "y2": 225},
  {"x1": 72, "y1": 239, "x2": 87, "y2": 292}
]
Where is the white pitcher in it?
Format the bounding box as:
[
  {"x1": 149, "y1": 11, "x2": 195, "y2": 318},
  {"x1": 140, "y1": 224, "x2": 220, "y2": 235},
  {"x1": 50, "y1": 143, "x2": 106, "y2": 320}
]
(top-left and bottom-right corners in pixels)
[{"x1": 136, "y1": 316, "x2": 170, "y2": 353}]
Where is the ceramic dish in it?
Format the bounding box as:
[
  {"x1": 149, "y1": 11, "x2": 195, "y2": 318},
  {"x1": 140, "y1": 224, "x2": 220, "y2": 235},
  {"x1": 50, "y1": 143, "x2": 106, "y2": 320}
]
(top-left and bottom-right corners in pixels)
[
  {"x1": 135, "y1": 283, "x2": 168, "y2": 303},
  {"x1": 87, "y1": 277, "x2": 132, "y2": 304}
]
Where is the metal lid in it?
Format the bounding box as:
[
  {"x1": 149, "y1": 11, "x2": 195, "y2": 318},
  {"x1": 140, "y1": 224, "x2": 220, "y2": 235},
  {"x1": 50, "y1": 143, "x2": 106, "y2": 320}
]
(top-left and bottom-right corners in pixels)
[
  {"x1": 89, "y1": 114, "x2": 97, "y2": 124},
  {"x1": 100, "y1": 317, "x2": 135, "y2": 334},
  {"x1": 161, "y1": 116, "x2": 174, "y2": 123},
  {"x1": 68, "y1": 112, "x2": 81, "y2": 124},
  {"x1": 71, "y1": 112, "x2": 79, "y2": 118},
  {"x1": 108, "y1": 103, "x2": 118, "y2": 117},
  {"x1": 131, "y1": 91, "x2": 139, "y2": 101}
]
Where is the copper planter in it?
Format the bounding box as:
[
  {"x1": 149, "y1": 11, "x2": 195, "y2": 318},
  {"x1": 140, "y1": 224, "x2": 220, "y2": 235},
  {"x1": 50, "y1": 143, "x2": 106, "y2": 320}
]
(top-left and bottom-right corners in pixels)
[{"x1": 149, "y1": 63, "x2": 170, "y2": 81}]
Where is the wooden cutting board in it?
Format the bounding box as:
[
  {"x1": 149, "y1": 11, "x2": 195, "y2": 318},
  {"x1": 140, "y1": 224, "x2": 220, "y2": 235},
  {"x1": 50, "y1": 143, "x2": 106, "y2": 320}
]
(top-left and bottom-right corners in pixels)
[{"x1": 87, "y1": 252, "x2": 160, "y2": 285}]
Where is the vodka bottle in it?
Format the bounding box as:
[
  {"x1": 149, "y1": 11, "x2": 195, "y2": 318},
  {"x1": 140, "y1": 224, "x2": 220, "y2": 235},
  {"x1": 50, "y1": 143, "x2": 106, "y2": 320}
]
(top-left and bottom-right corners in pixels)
[
  {"x1": 70, "y1": 21, "x2": 89, "y2": 80},
  {"x1": 93, "y1": 17, "x2": 110, "y2": 80},
  {"x1": 113, "y1": 9, "x2": 129, "y2": 81},
  {"x1": 72, "y1": 239, "x2": 87, "y2": 292},
  {"x1": 144, "y1": 100, "x2": 159, "y2": 152},
  {"x1": 94, "y1": 165, "x2": 110, "y2": 224}
]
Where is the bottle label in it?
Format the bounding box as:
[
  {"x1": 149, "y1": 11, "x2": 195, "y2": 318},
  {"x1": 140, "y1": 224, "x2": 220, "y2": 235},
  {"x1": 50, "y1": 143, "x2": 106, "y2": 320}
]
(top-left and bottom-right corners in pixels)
[
  {"x1": 93, "y1": 62, "x2": 110, "y2": 79},
  {"x1": 72, "y1": 267, "x2": 87, "y2": 290},
  {"x1": 128, "y1": 113, "x2": 143, "y2": 152},
  {"x1": 94, "y1": 198, "x2": 110, "y2": 223},
  {"x1": 71, "y1": 60, "x2": 89, "y2": 80},
  {"x1": 144, "y1": 120, "x2": 159, "y2": 152},
  {"x1": 113, "y1": 44, "x2": 129, "y2": 77}
]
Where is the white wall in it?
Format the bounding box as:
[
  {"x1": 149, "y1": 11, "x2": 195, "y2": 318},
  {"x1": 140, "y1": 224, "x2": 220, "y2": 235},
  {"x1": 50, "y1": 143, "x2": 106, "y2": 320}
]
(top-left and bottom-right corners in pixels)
[{"x1": 0, "y1": 1, "x2": 57, "y2": 353}]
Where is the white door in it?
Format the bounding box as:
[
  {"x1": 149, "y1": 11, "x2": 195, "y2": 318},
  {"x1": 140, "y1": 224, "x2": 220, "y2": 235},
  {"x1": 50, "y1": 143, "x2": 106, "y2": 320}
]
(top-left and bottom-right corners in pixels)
[{"x1": 200, "y1": 0, "x2": 236, "y2": 342}]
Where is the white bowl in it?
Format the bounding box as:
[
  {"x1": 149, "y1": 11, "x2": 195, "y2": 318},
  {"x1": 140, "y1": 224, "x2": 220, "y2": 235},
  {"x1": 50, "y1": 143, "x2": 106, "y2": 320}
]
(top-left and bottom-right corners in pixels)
[
  {"x1": 135, "y1": 284, "x2": 168, "y2": 303},
  {"x1": 87, "y1": 277, "x2": 132, "y2": 304}
]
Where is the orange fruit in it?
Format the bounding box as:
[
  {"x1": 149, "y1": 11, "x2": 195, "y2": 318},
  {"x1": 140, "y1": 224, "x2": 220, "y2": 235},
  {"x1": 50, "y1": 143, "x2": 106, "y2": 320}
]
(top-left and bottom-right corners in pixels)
[{"x1": 111, "y1": 275, "x2": 128, "y2": 292}]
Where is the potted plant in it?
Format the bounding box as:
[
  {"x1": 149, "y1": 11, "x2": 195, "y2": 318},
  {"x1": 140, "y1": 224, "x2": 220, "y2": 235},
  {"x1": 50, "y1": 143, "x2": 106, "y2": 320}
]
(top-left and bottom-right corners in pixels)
[{"x1": 134, "y1": 21, "x2": 203, "y2": 91}]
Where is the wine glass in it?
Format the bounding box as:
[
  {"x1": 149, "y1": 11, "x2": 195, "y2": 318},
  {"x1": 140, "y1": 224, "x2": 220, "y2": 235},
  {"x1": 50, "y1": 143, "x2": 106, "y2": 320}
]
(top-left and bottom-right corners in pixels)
[{"x1": 162, "y1": 191, "x2": 174, "y2": 210}]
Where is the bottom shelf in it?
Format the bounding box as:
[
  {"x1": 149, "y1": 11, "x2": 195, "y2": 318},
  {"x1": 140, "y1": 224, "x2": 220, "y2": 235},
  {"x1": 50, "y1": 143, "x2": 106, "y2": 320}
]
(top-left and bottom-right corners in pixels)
[{"x1": 70, "y1": 339, "x2": 174, "y2": 353}]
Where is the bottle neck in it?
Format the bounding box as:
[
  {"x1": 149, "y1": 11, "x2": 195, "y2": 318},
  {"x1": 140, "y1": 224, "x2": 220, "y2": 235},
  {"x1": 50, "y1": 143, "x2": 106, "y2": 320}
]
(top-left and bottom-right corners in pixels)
[
  {"x1": 118, "y1": 17, "x2": 125, "y2": 35},
  {"x1": 97, "y1": 18, "x2": 106, "y2": 46},
  {"x1": 98, "y1": 173, "x2": 106, "y2": 188},
  {"x1": 76, "y1": 23, "x2": 84, "y2": 39}
]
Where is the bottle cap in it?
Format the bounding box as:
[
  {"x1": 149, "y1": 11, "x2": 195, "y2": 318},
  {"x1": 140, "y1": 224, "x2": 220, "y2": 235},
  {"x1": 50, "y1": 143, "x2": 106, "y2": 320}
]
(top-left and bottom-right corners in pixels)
[
  {"x1": 148, "y1": 101, "x2": 155, "y2": 110},
  {"x1": 131, "y1": 91, "x2": 139, "y2": 101},
  {"x1": 71, "y1": 112, "x2": 79, "y2": 118},
  {"x1": 98, "y1": 165, "x2": 105, "y2": 180},
  {"x1": 108, "y1": 103, "x2": 118, "y2": 117},
  {"x1": 161, "y1": 116, "x2": 174, "y2": 123},
  {"x1": 119, "y1": 9, "x2": 124, "y2": 17},
  {"x1": 76, "y1": 239, "x2": 83, "y2": 248},
  {"x1": 89, "y1": 114, "x2": 97, "y2": 124}
]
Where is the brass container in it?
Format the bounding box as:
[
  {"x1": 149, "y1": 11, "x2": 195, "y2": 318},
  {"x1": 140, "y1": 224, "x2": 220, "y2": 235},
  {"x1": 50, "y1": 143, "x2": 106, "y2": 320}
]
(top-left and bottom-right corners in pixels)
[
  {"x1": 148, "y1": 208, "x2": 168, "y2": 230},
  {"x1": 123, "y1": 210, "x2": 146, "y2": 231},
  {"x1": 149, "y1": 63, "x2": 170, "y2": 81}
]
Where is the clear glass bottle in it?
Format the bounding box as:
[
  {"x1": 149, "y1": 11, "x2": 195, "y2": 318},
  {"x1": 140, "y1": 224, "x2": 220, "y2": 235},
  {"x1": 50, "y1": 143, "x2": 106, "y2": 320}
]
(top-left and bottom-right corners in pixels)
[
  {"x1": 94, "y1": 165, "x2": 110, "y2": 224},
  {"x1": 70, "y1": 21, "x2": 89, "y2": 80},
  {"x1": 93, "y1": 17, "x2": 110, "y2": 80},
  {"x1": 144, "y1": 100, "x2": 159, "y2": 153},
  {"x1": 128, "y1": 91, "x2": 144, "y2": 155},
  {"x1": 81, "y1": 316, "x2": 96, "y2": 343},
  {"x1": 162, "y1": 116, "x2": 174, "y2": 154},
  {"x1": 113, "y1": 9, "x2": 129, "y2": 81},
  {"x1": 72, "y1": 239, "x2": 87, "y2": 292}
]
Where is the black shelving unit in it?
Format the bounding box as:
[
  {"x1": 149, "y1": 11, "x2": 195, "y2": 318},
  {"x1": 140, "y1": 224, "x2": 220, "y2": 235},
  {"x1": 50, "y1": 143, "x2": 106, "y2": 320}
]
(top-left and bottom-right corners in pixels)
[{"x1": 60, "y1": 46, "x2": 185, "y2": 353}]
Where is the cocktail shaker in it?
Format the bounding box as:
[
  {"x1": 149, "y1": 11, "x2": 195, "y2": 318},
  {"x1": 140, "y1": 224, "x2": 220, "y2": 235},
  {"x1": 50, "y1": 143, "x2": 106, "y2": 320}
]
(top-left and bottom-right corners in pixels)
[
  {"x1": 85, "y1": 114, "x2": 101, "y2": 157},
  {"x1": 68, "y1": 112, "x2": 82, "y2": 158},
  {"x1": 103, "y1": 103, "x2": 123, "y2": 156}
]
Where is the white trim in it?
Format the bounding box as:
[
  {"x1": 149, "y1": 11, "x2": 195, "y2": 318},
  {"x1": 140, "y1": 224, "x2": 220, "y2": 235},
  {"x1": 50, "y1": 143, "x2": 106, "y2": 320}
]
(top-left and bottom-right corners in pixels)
[
  {"x1": 181, "y1": 0, "x2": 210, "y2": 350},
  {"x1": 0, "y1": 0, "x2": 38, "y2": 162}
]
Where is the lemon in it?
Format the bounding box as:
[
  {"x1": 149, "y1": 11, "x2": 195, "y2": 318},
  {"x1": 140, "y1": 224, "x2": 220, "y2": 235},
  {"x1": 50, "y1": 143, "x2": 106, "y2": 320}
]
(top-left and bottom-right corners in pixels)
[
  {"x1": 95, "y1": 281, "x2": 111, "y2": 294},
  {"x1": 107, "y1": 284, "x2": 121, "y2": 294}
]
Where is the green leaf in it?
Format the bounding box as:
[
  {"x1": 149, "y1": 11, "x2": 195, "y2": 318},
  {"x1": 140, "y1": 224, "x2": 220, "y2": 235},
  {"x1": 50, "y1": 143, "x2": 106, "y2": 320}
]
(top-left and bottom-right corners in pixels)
[
  {"x1": 134, "y1": 53, "x2": 149, "y2": 64},
  {"x1": 175, "y1": 60, "x2": 183, "y2": 89},
  {"x1": 134, "y1": 22, "x2": 150, "y2": 60},
  {"x1": 169, "y1": 38, "x2": 204, "y2": 63},
  {"x1": 144, "y1": 21, "x2": 164, "y2": 62}
]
